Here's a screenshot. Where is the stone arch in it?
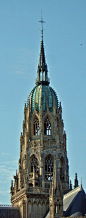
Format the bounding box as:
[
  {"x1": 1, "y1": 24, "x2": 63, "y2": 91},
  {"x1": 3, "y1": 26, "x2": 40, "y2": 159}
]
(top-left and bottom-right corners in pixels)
[
  {"x1": 43, "y1": 150, "x2": 53, "y2": 159},
  {"x1": 29, "y1": 151, "x2": 40, "y2": 164},
  {"x1": 45, "y1": 154, "x2": 53, "y2": 181}
]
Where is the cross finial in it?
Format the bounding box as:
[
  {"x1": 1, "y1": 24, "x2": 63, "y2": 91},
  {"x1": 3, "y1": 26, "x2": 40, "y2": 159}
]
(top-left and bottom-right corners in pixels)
[{"x1": 39, "y1": 9, "x2": 45, "y2": 40}]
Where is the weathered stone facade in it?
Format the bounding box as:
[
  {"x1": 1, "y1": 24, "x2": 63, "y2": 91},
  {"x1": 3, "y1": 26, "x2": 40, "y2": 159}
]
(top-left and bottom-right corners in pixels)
[{"x1": 10, "y1": 18, "x2": 69, "y2": 218}]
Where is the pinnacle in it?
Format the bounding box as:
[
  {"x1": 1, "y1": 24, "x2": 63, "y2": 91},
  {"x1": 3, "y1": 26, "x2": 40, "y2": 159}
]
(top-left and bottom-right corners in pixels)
[{"x1": 39, "y1": 39, "x2": 46, "y2": 67}]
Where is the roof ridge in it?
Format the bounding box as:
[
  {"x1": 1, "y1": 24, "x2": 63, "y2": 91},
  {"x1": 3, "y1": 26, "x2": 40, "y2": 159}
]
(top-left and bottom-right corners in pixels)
[{"x1": 64, "y1": 185, "x2": 82, "y2": 200}]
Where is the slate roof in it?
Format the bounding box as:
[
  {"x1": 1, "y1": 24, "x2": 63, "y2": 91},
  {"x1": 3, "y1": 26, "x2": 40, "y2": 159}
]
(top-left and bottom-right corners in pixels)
[
  {"x1": 63, "y1": 185, "x2": 86, "y2": 217},
  {"x1": 0, "y1": 206, "x2": 21, "y2": 218},
  {"x1": 45, "y1": 211, "x2": 50, "y2": 218}
]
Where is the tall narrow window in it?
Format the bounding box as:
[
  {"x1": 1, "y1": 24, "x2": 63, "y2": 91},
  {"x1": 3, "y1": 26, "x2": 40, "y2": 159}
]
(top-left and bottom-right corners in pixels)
[
  {"x1": 60, "y1": 156, "x2": 64, "y2": 182},
  {"x1": 31, "y1": 155, "x2": 39, "y2": 174},
  {"x1": 45, "y1": 155, "x2": 53, "y2": 180},
  {"x1": 56, "y1": 205, "x2": 58, "y2": 213},
  {"x1": 44, "y1": 116, "x2": 51, "y2": 135},
  {"x1": 40, "y1": 72, "x2": 42, "y2": 81},
  {"x1": 57, "y1": 117, "x2": 59, "y2": 132},
  {"x1": 33, "y1": 117, "x2": 39, "y2": 135},
  {"x1": 43, "y1": 71, "x2": 45, "y2": 81}
]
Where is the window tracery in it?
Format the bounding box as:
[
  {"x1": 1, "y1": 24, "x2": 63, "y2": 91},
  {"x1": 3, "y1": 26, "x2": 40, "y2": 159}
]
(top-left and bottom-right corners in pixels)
[
  {"x1": 31, "y1": 155, "x2": 39, "y2": 174},
  {"x1": 45, "y1": 155, "x2": 53, "y2": 180},
  {"x1": 33, "y1": 117, "x2": 39, "y2": 135},
  {"x1": 44, "y1": 116, "x2": 51, "y2": 135}
]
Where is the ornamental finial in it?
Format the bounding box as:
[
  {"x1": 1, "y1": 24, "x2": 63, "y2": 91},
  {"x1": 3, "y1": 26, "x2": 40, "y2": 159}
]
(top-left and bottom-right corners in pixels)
[{"x1": 39, "y1": 9, "x2": 45, "y2": 41}]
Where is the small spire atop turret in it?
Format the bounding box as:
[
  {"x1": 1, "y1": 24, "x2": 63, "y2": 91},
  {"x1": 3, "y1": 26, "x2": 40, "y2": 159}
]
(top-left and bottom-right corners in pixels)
[
  {"x1": 10, "y1": 180, "x2": 14, "y2": 196},
  {"x1": 38, "y1": 10, "x2": 46, "y2": 67},
  {"x1": 70, "y1": 180, "x2": 72, "y2": 190},
  {"x1": 74, "y1": 173, "x2": 78, "y2": 188},
  {"x1": 16, "y1": 169, "x2": 18, "y2": 177},
  {"x1": 36, "y1": 12, "x2": 50, "y2": 86}
]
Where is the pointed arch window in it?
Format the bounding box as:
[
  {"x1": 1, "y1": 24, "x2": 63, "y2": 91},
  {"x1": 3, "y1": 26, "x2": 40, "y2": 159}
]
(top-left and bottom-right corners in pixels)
[
  {"x1": 31, "y1": 155, "x2": 39, "y2": 174},
  {"x1": 45, "y1": 155, "x2": 53, "y2": 180},
  {"x1": 44, "y1": 116, "x2": 51, "y2": 135},
  {"x1": 33, "y1": 116, "x2": 39, "y2": 135}
]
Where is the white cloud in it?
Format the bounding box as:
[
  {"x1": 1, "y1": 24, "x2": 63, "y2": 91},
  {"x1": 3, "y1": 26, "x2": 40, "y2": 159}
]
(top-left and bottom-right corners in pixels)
[
  {"x1": 14, "y1": 70, "x2": 24, "y2": 75},
  {"x1": 2, "y1": 152, "x2": 11, "y2": 156},
  {"x1": 1, "y1": 159, "x2": 18, "y2": 166},
  {"x1": 0, "y1": 180, "x2": 6, "y2": 184},
  {"x1": 12, "y1": 47, "x2": 37, "y2": 76},
  {"x1": 0, "y1": 161, "x2": 18, "y2": 182},
  {"x1": 0, "y1": 168, "x2": 15, "y2": 179},
  {"x1": 0, "y1": 190, "x2": 8, "y2": 195}
]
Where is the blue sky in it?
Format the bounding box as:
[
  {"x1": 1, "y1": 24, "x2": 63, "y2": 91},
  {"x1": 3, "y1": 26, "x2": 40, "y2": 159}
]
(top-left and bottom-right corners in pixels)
[{"x1": 0, "y1": 0, "x2": 86, "y2": 204}]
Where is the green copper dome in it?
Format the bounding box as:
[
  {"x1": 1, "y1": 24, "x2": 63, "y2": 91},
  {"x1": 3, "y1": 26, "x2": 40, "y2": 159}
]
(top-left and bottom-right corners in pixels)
[{"x1": 29, "y1": 84, "x2": 58, "y2": 112}]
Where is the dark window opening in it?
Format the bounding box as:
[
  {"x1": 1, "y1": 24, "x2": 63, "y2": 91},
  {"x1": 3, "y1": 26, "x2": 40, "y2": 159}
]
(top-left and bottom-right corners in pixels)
[
  {"x1": 60, "y1": 157, "x2": 64, "y2": 182},
  {"x1": 44, "y1": 116, "x2": 51, "y2": 135},
  {"x1": 29, "y1": 183, "x2": 33, "y2": 187},
  {"x1": 31, "y1": 155, "x2": 39, "y2": 175},
  {"x1": 57, "y1": 117, "x2": 59, "y2": 132},
  {"x1": 33, "y1": 117, "x2": 39, "y2": 135},
  {"x1": 45, "y1": 155, "x2": 53, "y2": 181}
]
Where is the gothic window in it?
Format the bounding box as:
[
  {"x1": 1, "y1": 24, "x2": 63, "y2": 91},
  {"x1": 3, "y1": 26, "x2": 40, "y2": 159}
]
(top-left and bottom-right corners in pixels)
[
  {"x1": 44, "y1": 116, "x2": 51, "y2": 135},
  {"x1": 33, "y1": 116, "x2": 39, "y2": 135},
  {"x1": 31, "y1": 155, "x2": 39, "y2": 174},
  {"x1": 45, "y1": 155, "x2": 53, "y2": 180}
]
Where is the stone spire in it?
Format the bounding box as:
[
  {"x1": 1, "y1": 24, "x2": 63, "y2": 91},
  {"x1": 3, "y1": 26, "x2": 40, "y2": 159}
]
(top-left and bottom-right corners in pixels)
[
  {"x1": 36, "y1": 11, "x2": 50, "y2": 85},
  {"x1": 39, "y1": 37, "x2": 46, "y2": 67}
]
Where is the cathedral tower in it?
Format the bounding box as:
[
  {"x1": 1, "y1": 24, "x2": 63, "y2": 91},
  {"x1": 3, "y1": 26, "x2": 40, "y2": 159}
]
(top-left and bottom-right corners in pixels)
[{"x1": 10, "y1": 16, "x2": 69, "y2": 218}]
